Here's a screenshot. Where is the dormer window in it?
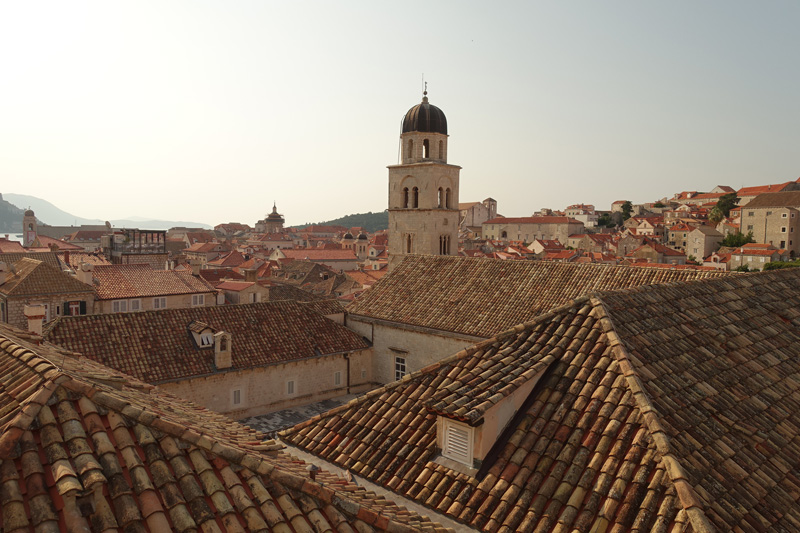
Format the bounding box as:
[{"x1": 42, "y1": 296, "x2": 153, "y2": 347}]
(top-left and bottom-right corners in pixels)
[
  {"x1": 199, "y1": 332, "x2": 213, "y2": 346},
  {"x1": 441, "y1": 418, "x2": 473, "y2": 466}
]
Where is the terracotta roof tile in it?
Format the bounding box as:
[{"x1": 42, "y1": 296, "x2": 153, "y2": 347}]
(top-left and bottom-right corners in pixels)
[
  {"x1": 347, "y1": 256, "x2": 727, "y2": 338},
  {"x1": 0, "y1": 324, "x2": 451, "y2": 532},
  {"x1": 284, "y1": 268, "x2": 800, "y2": 532},
  {"x1": 0, "y1": 257, "x2": 93, "y2": 297},
  {"x1": 92, "y1": 264, "x2": 216, "y2": 300},
  {"x1": 44, "y1": 300, "x2": 368, "y2": 383}
]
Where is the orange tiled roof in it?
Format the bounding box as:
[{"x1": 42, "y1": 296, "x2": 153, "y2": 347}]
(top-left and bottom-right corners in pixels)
[
  {"x1": 280, "y1": 249, "x2": 358, "y2": 261},
  {"x1": 31, "y1": 234, "x2": 84, "y2": 250},
  {"x1": 0, "y1": 239, "x2": 24, "y2": 253},
  {"x1": 215, "y1": 280, "x2": 256, "y2": 291},
  {"x1": 92, "y1": 264, "x2": 215, "y2": 300},
  {"x1": 742, "y1": 190, "x2": 800, "y2": 208},
  {"x1": 346, "y1": 255, "x2": 727, "y2": 338},
  {"x1": 0, "y1": 257, "x2": 94, "y2": 297},
  {"x1": 56, "y1": 251, "x2": 112, "y2": 269},
  {"x1": 285, "y1": 268, "x2": 800, "y2": 532},
  {"x1": 737, "y1": 181, "x2": 794, "y2": 197},
  {"x1": 45, "y1": 300, "x2": 369, "y2": 383},
  {"x1": 207, "y1": 250, "x2": 246, "y2": 267},
  {"x1": 484, "y1": 216, "x2": 582, "y2": 225},
  {"x1": 0, "y1": 324, "x2": 449, "y2": 532}
]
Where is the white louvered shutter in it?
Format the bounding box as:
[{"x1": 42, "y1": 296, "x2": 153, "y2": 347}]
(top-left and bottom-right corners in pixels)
[{"x1": 443, "y1": 420, "x2": 471, "y2": 465}]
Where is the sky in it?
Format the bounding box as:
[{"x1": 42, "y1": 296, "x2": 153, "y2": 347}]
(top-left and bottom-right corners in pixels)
[{"x1": 2, "y1": 2, "x2": 798, "y2": 228}]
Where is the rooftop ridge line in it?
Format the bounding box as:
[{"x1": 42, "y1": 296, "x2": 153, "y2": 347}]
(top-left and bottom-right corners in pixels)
[{"x1": 589, "y1": 296, "x2": 716, "y2": 533}]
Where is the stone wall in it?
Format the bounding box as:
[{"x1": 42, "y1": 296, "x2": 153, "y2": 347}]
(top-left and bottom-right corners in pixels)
[
  {"x1": 348, "y1": 317, "x2": 478, "y2": 384},
  {"x1": 94, "y1": 291, "x2": 216, "y2": 314},
  {"x1": 160, "y1": 348, "x2": 374, "y2": 420}
]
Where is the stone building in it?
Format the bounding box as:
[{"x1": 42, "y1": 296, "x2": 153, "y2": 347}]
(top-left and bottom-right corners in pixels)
[
  {"x1": 687, "y1": 225, "x2": 723, "y2": 260},
  {"x1": 345, "y1": 255, "x2": 727, "y2": 384},
  {"x1": 254, "y1": 203, "x2": 285, "y2": 233},
  {"x1": 45, "y1": 300, "x2": 373, "y2": 418},
  {"x1": 0, "y1": 257, "x2": 94, "y2": 328},
  {"x1": 739, "y1": 191, "x2": 800, "y2": 254},
  {"x1": 88, "y1": 263, "x2": 217, "y2": 314},
  {"x1": 285, "y1": 267, "x2": 800, "y2": 533},
  {"x1": 22, "y1": 209, "x2": 37, "y2": 247},
  {"x1": 0, "y1": 323, "x2": 447, "y2": 532},
  {"x1": 387, "y1": 91, "x2": 460, "y2": 270},
  {"x1": 459, "y1": 198, "x2": 497, "y2": 233},
  {"x1": 482, "y1": 216, "x2": 584, "y2": 244}
]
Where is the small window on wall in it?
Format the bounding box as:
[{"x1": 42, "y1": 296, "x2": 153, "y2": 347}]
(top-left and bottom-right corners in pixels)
[
  {"x1": 287, "y1": 380, "x2": 296, "y2": 395},
  {"x1": 154, "y1": 297, "x2": 167, "y2": 309},
  {"x1": 334, "y1": 371, "x2": 342, "y2": 386},
  {"x1": 130, "y1": 299, "x2": 141, "y2": 312},
  {"x1": 395, "y1": 356, "x2": 407, "y2": 381},
  {"x1": 192, "y1": 294, "x2": 205, "y2": 306},
  {"x1": 232, "y1": 389, "x2": 242, "y2": 406},
  {"x1": 112, "y1": 300, "x2": 128, "y2": 313}
]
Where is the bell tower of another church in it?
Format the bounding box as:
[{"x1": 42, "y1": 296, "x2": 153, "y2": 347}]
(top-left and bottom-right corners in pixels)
[
  {"x1": 22, "y1": 209, "x2": 37, "y2": 248},
  {"x1": 388, "y1": 90, "x2": 460, "y2": 270}
]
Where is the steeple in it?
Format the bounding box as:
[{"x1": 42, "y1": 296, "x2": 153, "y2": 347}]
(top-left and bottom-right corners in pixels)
[{"x1": 387, "y1": 91, "x2": 461, "y2": 270}]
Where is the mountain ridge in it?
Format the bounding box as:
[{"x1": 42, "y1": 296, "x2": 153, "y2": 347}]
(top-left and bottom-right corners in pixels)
[{"x1": 3, "y1": 193, "x2": 212, "y2": 231}]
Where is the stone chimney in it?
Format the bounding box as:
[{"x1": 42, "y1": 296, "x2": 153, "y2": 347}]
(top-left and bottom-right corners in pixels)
[
  {"x1": 244, "y1": 269, "x2": 257, "y2": 282},
  {"x1": 24, "y1": 304, "x2": 46, "y2": 336},
  {"x1": 214, "y1": 332, "x2": 232, "y2": 370},
  {"x1": 190, "y1": 260, "x2": 202, "y2": 276},
  {"x1": 77, "y1": 263, "x2": 94, "y2": 285},
  {"x1": 0, "y1": 262, "x2": 7, "y2": 285}
]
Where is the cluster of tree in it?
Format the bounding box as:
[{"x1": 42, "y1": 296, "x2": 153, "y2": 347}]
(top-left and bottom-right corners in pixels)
[
  {"x1": 597, "y1": 201, "x2": 633, "y2": 228},
  {"x1": 764, "y1": 260, "x2": 800, "y2": 271},
  {"x1": 720, "y1": 231, "x2": 755, "y2": 248},
  {"x1": 709, "y1": 193, "x2": 739, "y2": 224},
  {"x1": 293, "y1": 210, "x2": 389, "y2": 233}
]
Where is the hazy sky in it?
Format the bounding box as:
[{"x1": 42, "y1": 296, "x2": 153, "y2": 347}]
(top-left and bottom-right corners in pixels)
[{"x1": 2, "y1": 2, "x2": 798, "y2": 227}]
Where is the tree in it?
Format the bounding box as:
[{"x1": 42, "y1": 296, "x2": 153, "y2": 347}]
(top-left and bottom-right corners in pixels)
[
  {"x1": 597, "y1": 213, "x2": 616, "y2": 228},
  {"x1": 716, "y1": 192, "x2": 739, "y2": 217},
  {"x1": 653, "y1": 201, "x2": 666, "y2": 208},
  {"x1": 734, "y1": 265, "x2": 754, "y2": 272},
  {"x1": 720, "y1": 231, "x2": 755, "y2": 248},
  {"x1": 621, "y1": 201, "x2": 633, "y2": 221},
  {"x1": 764, "y1": 260, "x2": 800, "y2": 271}
]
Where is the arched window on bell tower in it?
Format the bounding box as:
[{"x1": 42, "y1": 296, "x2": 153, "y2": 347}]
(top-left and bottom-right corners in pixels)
[
  {"x1": 423, "y1": 139, "x2": 430, "y2": 159},
  {"x1": 439, "y1": 140, "x2": 444, "y2": 160},
  {"x1": 412, "y1": 187, "x2": 419, "y2": 208},
  {"x1": 403, "y1": 187, "x2": 409, "y2": 208},
  {"x1": 406, "y1": 234, "x2": 413, "y2": 253},
  {"x1": 438, "y1": 188, "x2": 444, "y2": 208},
  {"x1": 445, "y1": 188, "x2": 451, "y2": 209},
  {"x1": 407, "y1": 139, "x2": 413, "y2": 161}
]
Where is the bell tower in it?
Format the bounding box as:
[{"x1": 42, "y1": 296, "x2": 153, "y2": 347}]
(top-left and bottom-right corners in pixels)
[
  {"x1": 388, "y1": 90, "x2": 460, "y2": 270},
  {"x1": 22, "y1": 209, "x2": 37, "y2": 248}
]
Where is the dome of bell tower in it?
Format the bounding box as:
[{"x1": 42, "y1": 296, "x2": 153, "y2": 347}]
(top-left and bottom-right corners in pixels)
[{"x1": 402, "y1": 91, "x2": 447, "y2": 135}]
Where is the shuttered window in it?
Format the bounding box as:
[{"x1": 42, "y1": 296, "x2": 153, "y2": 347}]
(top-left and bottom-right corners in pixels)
[{"x1": 442, "y1": 419, "x2": 472, "y2": 466}]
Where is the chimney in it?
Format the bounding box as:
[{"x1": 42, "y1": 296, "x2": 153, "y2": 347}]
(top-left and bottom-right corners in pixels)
[
  {"x1": 63, "y1": 250, "x2": 71, "y2": 268},
  {"x1": 24, "y1": 304, "x2": 46, "y2": 336},
  {"x1": 77, "y1": 263, "x2": 94, "y2": 285},
  {"x1": 190, "y1": 260, "x2": 201, "y2": 276},
  {"x1": 214, "y1": 332, "x2": 232, "y2": 369},
  {"x1": 0, "y1": 262, "x2": 7, "y2": 285},
  {"x1": 244, "y1": 269, "x2": 257, "y2": 282}
]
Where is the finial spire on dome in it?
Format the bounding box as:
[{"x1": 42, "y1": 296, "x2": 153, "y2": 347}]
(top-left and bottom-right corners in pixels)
[{"x1": 422, "y1": 80, "x2": 428, "y2": 104}]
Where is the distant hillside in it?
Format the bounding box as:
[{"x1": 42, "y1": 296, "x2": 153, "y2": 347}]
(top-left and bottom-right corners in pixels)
[
  {"x1": 0, "y1": 194, "x2": 27, "y2": 233},
  {"x1": 293, "y1": 210, "x2": 389, "y2": 233},
  {"x1": 4, "y1": 193, "x2": 212, "y2": 230}
]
